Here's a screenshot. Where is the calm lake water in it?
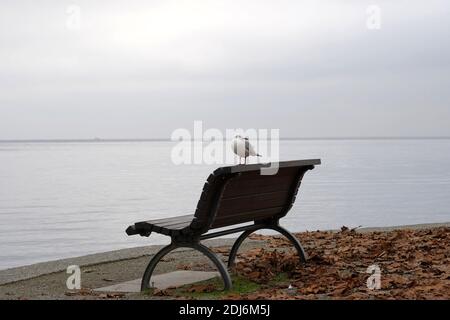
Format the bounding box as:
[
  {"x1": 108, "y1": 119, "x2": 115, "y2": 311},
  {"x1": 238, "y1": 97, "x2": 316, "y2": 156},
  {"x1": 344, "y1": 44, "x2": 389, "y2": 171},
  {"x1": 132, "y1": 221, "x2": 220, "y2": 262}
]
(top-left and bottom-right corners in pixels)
[{"x1": 1, "y1": 139, "x2": 449, "y2": 270}]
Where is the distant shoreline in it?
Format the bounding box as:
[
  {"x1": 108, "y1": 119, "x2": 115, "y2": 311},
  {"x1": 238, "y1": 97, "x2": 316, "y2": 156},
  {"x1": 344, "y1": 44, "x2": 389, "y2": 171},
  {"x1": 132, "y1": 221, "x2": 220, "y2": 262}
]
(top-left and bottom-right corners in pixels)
[{"x1": 1, "y1": 137, "x2": 450, "y2": 143}]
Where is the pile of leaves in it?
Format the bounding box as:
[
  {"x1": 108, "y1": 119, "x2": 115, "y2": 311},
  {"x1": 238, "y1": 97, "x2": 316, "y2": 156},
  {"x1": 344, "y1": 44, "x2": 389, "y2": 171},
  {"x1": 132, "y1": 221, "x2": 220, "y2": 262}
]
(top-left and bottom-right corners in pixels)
[{"x1": 225, "y1": 226, "x2": 450, "y2": 299}]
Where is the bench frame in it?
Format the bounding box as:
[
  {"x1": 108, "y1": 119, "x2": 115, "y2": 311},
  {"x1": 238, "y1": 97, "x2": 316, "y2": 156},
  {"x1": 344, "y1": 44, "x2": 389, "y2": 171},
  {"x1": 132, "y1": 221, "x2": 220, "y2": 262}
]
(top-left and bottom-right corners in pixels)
[
  {"x1": 127, "y1": 160, "x2": 320, "y2": 291},
  {"x1": 140, "y1": 219, "x2": 308, "y2": 291}
]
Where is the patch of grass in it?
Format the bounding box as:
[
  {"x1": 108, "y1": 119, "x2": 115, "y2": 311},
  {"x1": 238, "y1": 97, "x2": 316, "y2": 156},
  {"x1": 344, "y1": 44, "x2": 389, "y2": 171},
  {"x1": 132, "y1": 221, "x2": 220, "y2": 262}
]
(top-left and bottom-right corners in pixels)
[
  {"x1": 141, "y1": 272, "x2": 293, "y2": 299},
  {"x1": 270, "y1": 272, "x2": 290, "y2": 284},
  {"x1": 141, "y1": 288, "x2": 154, "y2": 295},
  {"x1": 174, "y1": 275, "x2": 261, "y2": 299},
  {"x1": 173, "y1": 272, "x2": 292, "y2": 299}
]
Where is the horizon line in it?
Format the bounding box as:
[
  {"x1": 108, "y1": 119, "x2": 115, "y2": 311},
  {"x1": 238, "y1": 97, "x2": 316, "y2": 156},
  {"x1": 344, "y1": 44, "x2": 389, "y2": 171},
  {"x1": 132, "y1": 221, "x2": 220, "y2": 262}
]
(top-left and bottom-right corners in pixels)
[{"x1": 1, "y1": 136, "x2": 450, "y2": 143}]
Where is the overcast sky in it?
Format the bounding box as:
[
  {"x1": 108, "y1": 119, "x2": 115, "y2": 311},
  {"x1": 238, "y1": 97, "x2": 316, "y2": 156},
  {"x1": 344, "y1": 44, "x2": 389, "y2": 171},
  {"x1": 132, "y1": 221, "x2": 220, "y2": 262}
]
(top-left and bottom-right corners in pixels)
[{"x1": 1, "y1": 0, "x2": 449, "y2": 139}]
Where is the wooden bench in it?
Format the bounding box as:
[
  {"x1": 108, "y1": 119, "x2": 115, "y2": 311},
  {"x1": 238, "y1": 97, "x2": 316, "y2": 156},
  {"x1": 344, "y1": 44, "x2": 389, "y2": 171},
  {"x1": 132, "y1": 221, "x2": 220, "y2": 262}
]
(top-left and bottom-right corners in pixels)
[{"x1": 126, "y1": 159, "x2": 320, "y2": 291}]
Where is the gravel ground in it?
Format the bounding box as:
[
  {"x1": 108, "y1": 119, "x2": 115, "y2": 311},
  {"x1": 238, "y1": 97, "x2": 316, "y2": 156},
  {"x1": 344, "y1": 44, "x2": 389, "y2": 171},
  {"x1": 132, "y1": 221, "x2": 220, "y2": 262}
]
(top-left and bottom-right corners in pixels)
[{"x1": 0, "y1": 239, "x2": 264, "y2": 300}]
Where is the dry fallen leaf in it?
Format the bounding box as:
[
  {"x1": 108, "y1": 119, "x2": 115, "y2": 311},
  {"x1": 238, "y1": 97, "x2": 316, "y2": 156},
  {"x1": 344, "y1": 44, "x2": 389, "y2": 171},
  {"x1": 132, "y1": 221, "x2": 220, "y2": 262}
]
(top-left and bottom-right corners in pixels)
[{"x1": 226, "y1": 227, "x2": 450, "y2": 300}]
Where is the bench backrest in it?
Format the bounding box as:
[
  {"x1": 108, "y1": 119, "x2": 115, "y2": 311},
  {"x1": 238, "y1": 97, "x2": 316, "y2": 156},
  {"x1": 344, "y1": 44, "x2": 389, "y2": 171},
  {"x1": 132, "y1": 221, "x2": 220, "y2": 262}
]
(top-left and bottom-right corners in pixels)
[{"x1": 190, "y1": 159, "x2": 320, "y2": 233}]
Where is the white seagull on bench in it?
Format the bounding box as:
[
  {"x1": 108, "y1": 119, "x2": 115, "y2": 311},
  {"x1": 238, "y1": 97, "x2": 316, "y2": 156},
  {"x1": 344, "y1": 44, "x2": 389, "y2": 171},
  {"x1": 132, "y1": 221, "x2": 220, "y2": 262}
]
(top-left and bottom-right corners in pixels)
[{"x1": 231, "y1": 135, "x2": 261, "y2": 164}]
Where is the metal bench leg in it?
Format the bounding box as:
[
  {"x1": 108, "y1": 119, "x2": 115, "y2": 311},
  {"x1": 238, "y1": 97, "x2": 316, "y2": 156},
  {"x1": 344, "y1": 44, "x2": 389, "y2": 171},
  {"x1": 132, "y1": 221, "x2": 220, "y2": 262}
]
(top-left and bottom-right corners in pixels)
[
  {"x1": 141, "y1": 242, "x2": 232, "y2": 292},
  {"x1": 228, "y1": 229, "x2": 255, "y2": 268},
  {"x1": 270, "y1": 225, "x2": 308, "y2": 263},
  {"x1": 228, "y1": 225, "x2": 308, "y2": 268},
  {"x1": 141, "y1": 243, "x2": 177, "y2": 291},
  {"x1": 193, "y1": 243, "x2": 232, "y2": 291}
]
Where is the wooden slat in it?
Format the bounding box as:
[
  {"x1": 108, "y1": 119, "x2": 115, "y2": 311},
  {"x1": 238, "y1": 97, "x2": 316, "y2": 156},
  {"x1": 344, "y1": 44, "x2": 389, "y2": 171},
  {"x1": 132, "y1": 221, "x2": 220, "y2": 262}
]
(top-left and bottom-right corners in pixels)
[
  {"x1": 217, "y1": 191, "x2": 290, "y2": 216},
  {"x1": 152, "y1": 216, "x2": 193, "y2": 228},
  {"x1": 229, "y1": 166, "x2": 300, "y2": 180},
  {"x1": 216, "y1": 159, "x2": 320, "y2": 175},
  {"x1": 192, "y1": 172, "x2": 229, "y2": 227},
  {"x1": 134, "y1": 215, "x2": 193, "y2": 236},
  {"x1": 223, "y1": 190, "x2": 292, "y2": 201},
  {"x1": 162, "y1": 221, "x2": 192, "y2": 230},
  {"x1": 144, "y1": 214, "x2": 194, "y2": 225},
  {"x1": 211, "y1": 206, "x2": 284, "y2": 228},
  {"x1": 222, "y1": 176, "x2": 295, "y2": 198}
]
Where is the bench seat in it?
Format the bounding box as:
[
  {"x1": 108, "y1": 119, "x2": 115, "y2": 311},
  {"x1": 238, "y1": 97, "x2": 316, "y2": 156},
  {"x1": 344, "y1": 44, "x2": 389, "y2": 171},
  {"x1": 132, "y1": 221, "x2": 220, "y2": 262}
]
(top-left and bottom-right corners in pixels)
[{"x1": 126, "y1": 214, "x2": 195, "y2": 237}]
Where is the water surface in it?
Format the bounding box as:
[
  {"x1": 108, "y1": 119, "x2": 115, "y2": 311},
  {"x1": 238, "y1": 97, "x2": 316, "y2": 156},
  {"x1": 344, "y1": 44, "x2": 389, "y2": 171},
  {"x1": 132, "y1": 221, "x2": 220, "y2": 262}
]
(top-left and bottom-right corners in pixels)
[{"x1": 0, "y1": 139, "x2": 449, "y2": 270}]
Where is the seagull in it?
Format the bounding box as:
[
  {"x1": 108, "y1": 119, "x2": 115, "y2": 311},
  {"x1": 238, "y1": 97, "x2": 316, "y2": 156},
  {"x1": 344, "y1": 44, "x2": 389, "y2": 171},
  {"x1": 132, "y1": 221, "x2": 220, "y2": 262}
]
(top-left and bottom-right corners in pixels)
[{"x1": 231, "y1": 135, "x2": 261, "y2": 164}]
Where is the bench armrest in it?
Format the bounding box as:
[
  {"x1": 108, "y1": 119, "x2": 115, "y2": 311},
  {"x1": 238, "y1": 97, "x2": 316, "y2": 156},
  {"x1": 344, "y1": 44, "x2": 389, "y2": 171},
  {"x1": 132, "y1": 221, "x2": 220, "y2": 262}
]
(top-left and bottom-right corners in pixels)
[{"x1": 126, "y1": 225, "x2": 151, "y2": 237}]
